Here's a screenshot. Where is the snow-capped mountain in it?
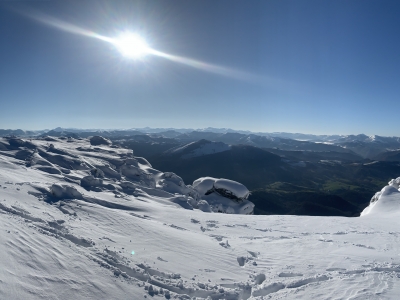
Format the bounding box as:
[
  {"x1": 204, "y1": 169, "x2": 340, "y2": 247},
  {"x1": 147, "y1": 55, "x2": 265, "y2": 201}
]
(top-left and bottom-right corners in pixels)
[
  {"x1": 333, "y1": 135, "x2": 400, "y2": 158},
  {"x1": 7, "y1": 127, "x2": 400, "y2": 160},
  {"x1": 0, "y1": 129, "x2": 46, "y2": 137}
]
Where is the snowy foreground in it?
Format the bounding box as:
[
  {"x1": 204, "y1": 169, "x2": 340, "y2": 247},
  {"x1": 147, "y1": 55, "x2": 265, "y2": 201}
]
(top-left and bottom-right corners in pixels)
[{"x1": 0, "y1": 137, "x2": 400, "y2": 299}]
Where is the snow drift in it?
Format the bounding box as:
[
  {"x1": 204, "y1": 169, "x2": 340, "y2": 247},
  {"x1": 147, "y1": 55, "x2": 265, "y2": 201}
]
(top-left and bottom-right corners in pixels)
[{"x1": 361, "y1": 176, "x2": 400, "y2": 216}]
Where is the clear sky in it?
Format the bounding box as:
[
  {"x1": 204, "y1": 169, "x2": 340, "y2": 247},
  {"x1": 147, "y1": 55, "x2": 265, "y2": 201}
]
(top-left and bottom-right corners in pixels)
[{"x1": 1, "y1": 0, "x2": 400, "y2": 135}]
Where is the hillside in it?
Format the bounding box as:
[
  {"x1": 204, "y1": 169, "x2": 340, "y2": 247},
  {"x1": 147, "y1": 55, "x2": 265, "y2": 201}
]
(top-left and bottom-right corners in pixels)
[
  {"x1": 149, "y1": 140, "x2": 400, "y2": 216},
  {"x1": 151, "y1": 144, "x2": 286, "y2": 190}
]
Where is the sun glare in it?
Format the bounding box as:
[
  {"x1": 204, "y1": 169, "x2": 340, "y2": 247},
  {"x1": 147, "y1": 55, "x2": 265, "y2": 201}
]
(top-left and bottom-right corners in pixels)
[{"x1": 113, "y1": 33, "x2": 149, "y2": 59}]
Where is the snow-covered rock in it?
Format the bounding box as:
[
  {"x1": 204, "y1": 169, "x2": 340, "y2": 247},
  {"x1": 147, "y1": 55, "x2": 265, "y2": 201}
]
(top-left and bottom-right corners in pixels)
[
  {"x1": 197, "y1": 200, "x2": 212, "y2": 212},
  {"x1": 361, "y1": 176, "x2": 400, "y2": 216},
  {"x1": 193, "y1": 177, "x2": 254, "y2": 214},
  {"x1": 51, "y1": 183, "x2": 83, "y2": 199},
  {"x1": 81, "y1": 175, "x2": 103, "y2": 188},
  {"x1": 193, "y1": 177, "x2": 250, "y2": 201},
  {"x1": 157, "y1": 172, "x2": 193, "y2": 196},
  {"x1": 192, "y1": 177, "x2": 215, "y2": 195},
  {"x1": 90, "y1": 168, "x2": 105, "y2": 178},
  {"x1": 213, "y1": 178, "x2": 250, "y2": 200},
  {"x1": 90, "y1": 135, "x2": 111, "y2": 146}
]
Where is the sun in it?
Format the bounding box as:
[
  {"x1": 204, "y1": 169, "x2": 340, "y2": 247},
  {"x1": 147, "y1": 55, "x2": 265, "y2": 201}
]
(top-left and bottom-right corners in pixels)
[{"x1": 113, "y1": 33, "x2": 149, "y2": 59}]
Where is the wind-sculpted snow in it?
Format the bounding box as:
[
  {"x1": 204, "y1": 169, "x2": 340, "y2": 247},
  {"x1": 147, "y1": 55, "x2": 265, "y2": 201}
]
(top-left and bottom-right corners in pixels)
[
  {"x1": 192, "y1": 177, "x2": 253, "y2": 214},
  {"x1": 0, "y1": 137, "x2": 253, "y2": 214},
  {"x1": 361, "y1": 176, "x2": 400, "y2": 216},
  {"x1": 89, "y1": 135, "x2": 112, "y2": 146},
  {"x1": 2, "y1": 136, "x2": 400, "y2": 299},
  {"x1": 193, "y1": 177, "x2": 249, "y2": 200}
]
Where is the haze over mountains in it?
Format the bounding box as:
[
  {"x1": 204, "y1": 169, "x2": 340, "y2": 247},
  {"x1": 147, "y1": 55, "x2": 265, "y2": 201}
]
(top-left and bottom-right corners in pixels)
[{"x1": 3, "y1": 127, "x2": 400, "y2": 159}]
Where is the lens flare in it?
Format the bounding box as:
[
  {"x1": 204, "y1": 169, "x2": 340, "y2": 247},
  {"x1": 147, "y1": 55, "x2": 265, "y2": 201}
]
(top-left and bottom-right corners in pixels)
[
  {"x1": 13, "y1": 7, "x2": 289, "y2": 86},
  {"x1": 131, "y1": 250, "x2": 135, "y2": 255},
  {"x1": 148, "y1": 49, "x2": 261, "y2": 82},
  {"x1": 113, "y1": 33, "x2": 149, "y2": 59}
]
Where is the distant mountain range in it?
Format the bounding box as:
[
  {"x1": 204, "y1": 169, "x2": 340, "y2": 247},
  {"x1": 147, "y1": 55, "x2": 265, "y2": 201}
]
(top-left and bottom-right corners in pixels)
[{"x1": 3, "y1": 127, "x2": 400, "y2": 159}]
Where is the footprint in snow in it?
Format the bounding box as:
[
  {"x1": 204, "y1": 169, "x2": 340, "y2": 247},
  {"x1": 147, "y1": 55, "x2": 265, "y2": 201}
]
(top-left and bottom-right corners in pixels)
[
  {"x1": 354, "y1": 244, "x2": 375, "y2": 249},
  {"x1": 247, "y1": 250, "x2": 258, "y2": 258},
  {"x1": 278, "y1": 272, "x2": 303, "y2": 277},
  {"x1": 157, "y1": 257, "x2": 168, "y2": 262},
  {"x1": 210, "y1": 234, "x2": 225, "y2": 241},
  {"x1": 200, "y1": 226, "x2": 210, "y2": 232},
  {"x1": 237, "y1": 256, "x2": 247, "y2": 266},
  {"x1": 254, "y1": 273, "x2": 266, "y2": 284},
  {"x1": 164, "y1": 224, "x2": 187, "y2": 231},
  {"x1": 219, "y1": 241, "x2": 230, "y2": 248}
]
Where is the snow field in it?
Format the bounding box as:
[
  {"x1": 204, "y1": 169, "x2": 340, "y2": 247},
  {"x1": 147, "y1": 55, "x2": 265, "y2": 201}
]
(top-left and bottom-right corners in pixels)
[{"x1": 1, "y1": 137, "x2": 400, "y2": 299}]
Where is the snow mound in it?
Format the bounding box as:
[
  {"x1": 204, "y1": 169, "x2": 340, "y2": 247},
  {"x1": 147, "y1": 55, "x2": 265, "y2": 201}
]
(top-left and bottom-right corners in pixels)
[
  {"x1": 158, "y1": 172, "x2": 194, "y2": 196},
  {"x1": 192, "y1": 177, "x2": 254, "y2": 214},
  {"x1": 361, "y1": 177, "x2": 400, "y2": 216},
  {"x1": 214, "y1": 178, "x2": 250, "y2": 200},
  {"x1": 197, "y1": 200, "x2": 212, "y2": 212},
  {"x1": 90, "y1": 135, "x2": 111, "y2": 146},
  {"x1": 90, "y1": 167, "x2": 105, "y2": 178},
  {"x1": 51, "y1": 184, "x2": 83, "y2": 199},
  {"x1": 193, "y1": 177, "x2": 250, "y2": 201},
  {"x1": 81, "y1": 175, "x2": 103, "y2": 188}
]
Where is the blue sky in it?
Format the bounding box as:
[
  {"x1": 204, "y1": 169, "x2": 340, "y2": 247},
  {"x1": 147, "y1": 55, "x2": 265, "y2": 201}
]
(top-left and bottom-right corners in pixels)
[{"x1": 0, "y1": 0, "x2": 400, "y2": 135}]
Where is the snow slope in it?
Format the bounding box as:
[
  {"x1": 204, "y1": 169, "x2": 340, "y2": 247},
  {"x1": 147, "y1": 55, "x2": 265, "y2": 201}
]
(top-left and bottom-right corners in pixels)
[
  {"x1": 361, "y1": 176, "x2": 400, "y2": 217},
  {"x1": 1, "y1": 137, "x2": 400, "y2": 299},
  {"x1": 0, "y1": 137, "x2": 253, "y2": 215}
]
